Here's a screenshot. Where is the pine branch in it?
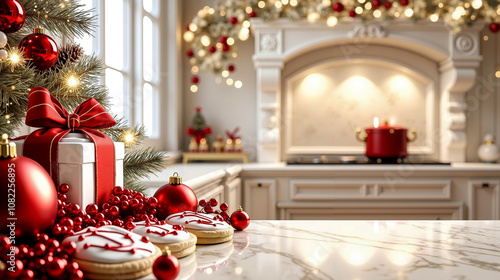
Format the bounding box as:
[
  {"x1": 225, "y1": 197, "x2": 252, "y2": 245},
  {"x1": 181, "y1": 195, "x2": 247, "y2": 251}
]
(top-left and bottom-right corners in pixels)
[
  {"x1": 101, "y1": 119, "x2": 148, "y2": 145},
  {"x1": 21, "y1": 0, "x2": 95, "y2": 39},
  {"x1": 123, "y1": 147, "x2": 167, "y2": 182},
  {"x1": 123, "y1": 177, "x2": 148, "y2": 194}
]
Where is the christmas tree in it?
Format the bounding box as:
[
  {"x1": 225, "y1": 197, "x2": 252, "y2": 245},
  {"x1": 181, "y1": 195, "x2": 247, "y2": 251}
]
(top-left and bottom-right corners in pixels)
[{"x1": 0, "y1": 0, "x2": 164, "y2": 191}]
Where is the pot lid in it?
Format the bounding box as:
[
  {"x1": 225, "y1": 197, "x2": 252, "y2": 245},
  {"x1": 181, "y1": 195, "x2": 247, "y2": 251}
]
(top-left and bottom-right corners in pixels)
[{"x1": 365, "y1": 121, "x2": 407, "y2": 131}]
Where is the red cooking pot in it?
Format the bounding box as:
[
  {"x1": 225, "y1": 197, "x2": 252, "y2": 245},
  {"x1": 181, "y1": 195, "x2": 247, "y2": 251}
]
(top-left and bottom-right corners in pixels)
[{"x1": 356, "y1": 121, "x2": 416, "y2": 159}]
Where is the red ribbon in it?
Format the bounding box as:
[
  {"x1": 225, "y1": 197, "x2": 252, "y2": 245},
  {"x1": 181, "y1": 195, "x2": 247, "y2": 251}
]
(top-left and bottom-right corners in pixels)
[{"x1": 23, "y1": 87, "x2": 117, "y2": 205}]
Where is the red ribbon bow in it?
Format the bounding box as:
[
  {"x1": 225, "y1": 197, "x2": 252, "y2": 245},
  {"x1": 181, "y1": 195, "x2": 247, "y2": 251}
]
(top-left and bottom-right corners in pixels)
[{"x1": 23, "y1": 87, "x2": 117, "y2": 205}]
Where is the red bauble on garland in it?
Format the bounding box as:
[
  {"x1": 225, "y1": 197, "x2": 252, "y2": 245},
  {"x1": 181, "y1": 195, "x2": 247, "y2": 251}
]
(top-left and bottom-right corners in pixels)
[
  {"x1": 400, "y1": 0, "x2": 409, "y2": 6},
  {"x1": 152, "y1": 250, "x2": 180, "y2": 280},
  {"x1": 349, "y1": 10, "x2": 357, "y2": 18},
  {"x1": 154, "y1": 172, "x2": 198, "y2": 220},
  {"x1": 230, "y1": 206, "x2": 250, "y2": 231},
  {"x1": 0, "y1": 0, "x2": 25, "y2": 33},
  {"x1": 372, "y1": 0, "x2": 382, "y2": 9},
  {"x1": 18, "y1": 28, "x2": 59, "y2": 70},
  {"x1": 332, "y1": 2, "x2": 344, "y2": 12},
  {"x1": 490, "y1": 22, "x2": 500, "y2": 33},
  {"x1": 0, "y1": 135, "x2": 58, "y2": 239},
  {"x1": 384, "y1": 1, "x2": 393, "y2": 9}
]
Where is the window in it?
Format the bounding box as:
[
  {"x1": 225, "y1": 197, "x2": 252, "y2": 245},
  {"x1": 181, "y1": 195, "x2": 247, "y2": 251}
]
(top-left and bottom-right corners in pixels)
[{"x1": 75, "y1": 0, "x2": 160, "y2": 139}]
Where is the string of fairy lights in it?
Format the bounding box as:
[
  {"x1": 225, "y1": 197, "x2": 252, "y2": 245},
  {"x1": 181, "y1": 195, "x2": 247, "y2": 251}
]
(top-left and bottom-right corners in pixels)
[{"x1": 184, "y1": 0, "x2": 500, "y2": 91}]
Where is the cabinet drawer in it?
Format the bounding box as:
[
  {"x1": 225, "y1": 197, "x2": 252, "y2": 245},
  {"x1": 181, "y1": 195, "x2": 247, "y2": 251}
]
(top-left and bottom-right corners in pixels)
[
  {"x1": 290, "y1": 179, "x2": 451, "y2": 201},
  {"x1": 278, "y1": 201, "x2": 464, "y2": 220}
]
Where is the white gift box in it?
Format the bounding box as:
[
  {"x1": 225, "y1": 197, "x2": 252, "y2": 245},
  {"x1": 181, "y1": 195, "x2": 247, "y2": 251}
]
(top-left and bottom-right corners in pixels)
[{"x1": 14, "y1": 132, "x2": 124, "y2": 207}]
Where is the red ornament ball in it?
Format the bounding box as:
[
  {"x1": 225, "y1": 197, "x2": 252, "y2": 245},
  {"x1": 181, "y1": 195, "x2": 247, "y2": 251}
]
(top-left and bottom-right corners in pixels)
[
  {"x1": 228, "y1": 64, "x2": 235, "y2": 72},
  {"x1": 384, "y1": 1, "x2": 393, "y2": 9},
  {"x1": 332, "y1": 2, "x2": 344, "y2": 12},
  {"x1": 154, "y1": 173, "x2": 198, "y2": 220},
  {"x1": 249, "y1": 11, "x2": 257, "y2": 18},
  {"x1": 219, "y1": 36, "x2": 227, "y2": 43},
  {"x1": 0, "y1": 155, "x2": 58, "y2": 239},
  {"x1": 152, "y1": 252, "x2": 180, "y2": 280},
  {"x1": 400, "y1": 0, "x2": 409, "y2": 6},
  {"x1": 229, "y1": 16, "x2": 238, "y2": 25},
  {"x1": 0, "y1": 0, "x2": 25, "y2": 33},
  {"x1": 222, "y1": 44, "x2": 230, "y2": 52},
  {"x1": 186, "y1": 49, "x2": 194, "y2": 57},
  {"x1": 372, "y1": 0, "x2": 382, "y2": 9},
  {"x1": 349, "y1": 10, "x2": 356, "y2": 18},
  {"x1": 208, "y1": 45, "x2": 216, "y2": 53},
  {"x1": 191, "y1": 76, "x2": 199, "y2": 84},
  {"x1": 18, "y1": 30, "x2": 59, "y2": 70},
  {"x1": 230, "y1": 206, "x2": 250, "y2": 231},
  {"x1": 490, "y1": 23, "x2": 500, "y2": 33}
]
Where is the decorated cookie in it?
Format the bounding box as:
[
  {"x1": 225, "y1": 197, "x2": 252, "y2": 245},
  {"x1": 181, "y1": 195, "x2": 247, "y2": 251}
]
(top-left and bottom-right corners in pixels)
[
  {"x1": 62, "y1": 225, "x2": 161, "y2": 280},
  {"x1": 166, "y1": 211, "x2": 234, "y2": 244},
  {"x1": 132, "y1": 221, "x2": 197, "y2": 258}
]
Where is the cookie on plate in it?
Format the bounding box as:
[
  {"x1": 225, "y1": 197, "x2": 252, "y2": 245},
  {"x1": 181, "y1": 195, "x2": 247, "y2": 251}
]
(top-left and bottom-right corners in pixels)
[
  {"x1": 132, "y1": 221, "x2": 197, "y2": 258},
  {"x1": 166, "y1": 211, "x2": 233, "y2": 244},
  {"x1": 62, "y1": 225, "x2": 161, "y2": 280}
]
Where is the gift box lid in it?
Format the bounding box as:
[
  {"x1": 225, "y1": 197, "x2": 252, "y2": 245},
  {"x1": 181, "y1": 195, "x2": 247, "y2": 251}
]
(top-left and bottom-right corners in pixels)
[{"x1": 14, "y1": 132, "x2": 124, "y2": 164}]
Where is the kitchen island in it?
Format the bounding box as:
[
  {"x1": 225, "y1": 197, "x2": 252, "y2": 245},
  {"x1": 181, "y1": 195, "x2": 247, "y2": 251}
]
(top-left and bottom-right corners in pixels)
[{"x1": 139, "y1": 220, "x2": 500, "y2": 279}]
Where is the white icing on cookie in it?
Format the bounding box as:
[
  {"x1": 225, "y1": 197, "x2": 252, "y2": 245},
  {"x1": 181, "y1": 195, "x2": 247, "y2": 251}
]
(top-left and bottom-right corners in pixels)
[
  {"x1": 166, "y1": 211, "x2": 229, "y2": 231},
  {"x1": 132, "y1": 221, "x2": 190, "y2": 243},
  {"x1": 63, "y1": 225, "x2": 156, "y2": 263}
]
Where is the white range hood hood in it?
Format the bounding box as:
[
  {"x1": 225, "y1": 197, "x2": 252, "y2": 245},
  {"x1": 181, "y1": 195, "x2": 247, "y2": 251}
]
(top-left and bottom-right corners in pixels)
[{"x1": 251, "y1": 18, "x2": 483, "y2": 163}]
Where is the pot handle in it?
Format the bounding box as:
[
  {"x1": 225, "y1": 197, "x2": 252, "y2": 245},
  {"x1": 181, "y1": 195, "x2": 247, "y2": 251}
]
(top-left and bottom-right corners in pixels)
[
  {"x1": 407, "y1": 128, "x2": 417, "y2": 142},
  {"x1": 355, "y1": 127, "x2": 367, "y2": 142}
]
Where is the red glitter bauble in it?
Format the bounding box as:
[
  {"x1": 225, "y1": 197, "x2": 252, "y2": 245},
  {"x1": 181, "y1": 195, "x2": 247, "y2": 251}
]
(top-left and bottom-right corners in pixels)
[
  {"x1": 349, "y1": 10, "x2": 356, "y2": 18},
  {"x1": 229, "y1": 16, "x2": 238, "y2": 25},
  {"x1": 18, "y1": 29, "x2": 59, "y2": 70},
  {"x1": 0, "y1": 0, "x2": 25, "y2": 33}
]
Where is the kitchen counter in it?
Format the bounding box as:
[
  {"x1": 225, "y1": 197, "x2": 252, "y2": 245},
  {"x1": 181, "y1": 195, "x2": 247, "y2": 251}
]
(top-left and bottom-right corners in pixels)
[{"x1": 139, "y1": 220, "x2": 500, "y2": 279}]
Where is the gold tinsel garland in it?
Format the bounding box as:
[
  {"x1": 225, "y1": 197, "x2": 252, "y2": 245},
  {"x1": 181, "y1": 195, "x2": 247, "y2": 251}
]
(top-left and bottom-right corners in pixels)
[{"x1": 185, "y1": 0, "x2": 500, "y2": 89}]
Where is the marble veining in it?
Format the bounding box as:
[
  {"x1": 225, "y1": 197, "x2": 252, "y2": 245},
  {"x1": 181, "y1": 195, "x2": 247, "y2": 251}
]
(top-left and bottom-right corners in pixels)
[{"x1": 139, "y1": 220, "x2": 500, "y2": 279}]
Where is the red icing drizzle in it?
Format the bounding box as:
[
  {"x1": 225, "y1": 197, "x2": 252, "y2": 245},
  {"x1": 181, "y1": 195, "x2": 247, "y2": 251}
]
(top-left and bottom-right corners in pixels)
[
  {"x1": 74, "y1": 227, "x2": 153, "y2": 254},
  {"x1": 167, "y1": 212, "x2": 226, "y2": 227}
]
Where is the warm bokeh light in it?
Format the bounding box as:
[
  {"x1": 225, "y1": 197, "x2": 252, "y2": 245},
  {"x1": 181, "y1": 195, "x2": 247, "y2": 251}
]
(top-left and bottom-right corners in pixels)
[
  {"x1": 326, "y1": 16, "x2": 338, "y2": 27},
  {"x1": 183, "y1": 31, "x2": 194, "y2": 42},
  {"x1": 190, "y1": 85, "x2": 198, "y2": 92}
]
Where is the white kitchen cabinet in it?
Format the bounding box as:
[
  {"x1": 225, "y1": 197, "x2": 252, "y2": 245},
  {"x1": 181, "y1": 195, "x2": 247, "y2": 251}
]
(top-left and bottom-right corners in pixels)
[
  {"x1": 241, "y1": 163, "x2": 500, "y2": 220},
  {"x1": 243, "y1": 179, "x2": 277, "y2": 220}
]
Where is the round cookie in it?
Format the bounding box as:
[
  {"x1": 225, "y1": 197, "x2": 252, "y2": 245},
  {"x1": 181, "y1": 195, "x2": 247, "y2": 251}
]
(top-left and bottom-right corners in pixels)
[
  {"x1": 63, "y1": 225, "x2": 161, "y2": 280},
  {"x1": 166, "y1": 211, "x2": 234, "y2": 244},
  {"x1": 132, "y1": 221, "x2": 197, "y2": 258}
]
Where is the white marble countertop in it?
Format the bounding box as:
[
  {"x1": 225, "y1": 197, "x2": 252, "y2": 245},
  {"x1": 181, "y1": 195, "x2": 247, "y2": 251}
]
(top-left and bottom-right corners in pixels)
[{"x1": 138, "y1": 220, "x2": 500, "y2": 279}]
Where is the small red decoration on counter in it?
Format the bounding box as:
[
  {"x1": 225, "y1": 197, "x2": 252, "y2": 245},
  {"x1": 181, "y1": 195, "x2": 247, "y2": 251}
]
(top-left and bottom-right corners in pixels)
[
  {"x1": 230, "y1": 206, "x2": 250, "y2": 231},
  {"x1": 152, "y1": 249, "x2": 180, "y2": 280},
  {"x1": 0, "y1": 134, "x2": 58, "y2": 239},
  {"x1": 154, "y1": 172, "x2": 198, "y2": 220},
  {"x1": 186, "y1": 107, "x2": 212, "y2": 144}
]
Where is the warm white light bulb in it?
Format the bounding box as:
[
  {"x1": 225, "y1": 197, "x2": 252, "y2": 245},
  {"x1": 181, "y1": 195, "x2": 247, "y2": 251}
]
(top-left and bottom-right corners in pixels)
[
  {"x1": 183, "y1": 31, "x2": 194, "y2": 42},
  {"x1": 200, "y1": 35, "x2": 210, "y2": 47},
  {"x1": 430, "y1": 14, "x2": 439, "y2": 22},
  {"x1": 472, "y1": 0, "x2": 482, "y2": 9},
  {"x1": 67, "y1": 75, "x2": 78, "y2": 87}
]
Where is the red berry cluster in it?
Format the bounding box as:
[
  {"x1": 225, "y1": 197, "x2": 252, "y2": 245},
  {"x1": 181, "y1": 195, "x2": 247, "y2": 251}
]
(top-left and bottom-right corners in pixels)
[
  {"x1": 51, "y1": 185, "x2": 159, "y2": 240},
  {"x1": 0, "y1": 234, "x2": 83, "y2": 280},
  {"x1": 197, "y1": 198, "x2": 230, "y2": 223}
]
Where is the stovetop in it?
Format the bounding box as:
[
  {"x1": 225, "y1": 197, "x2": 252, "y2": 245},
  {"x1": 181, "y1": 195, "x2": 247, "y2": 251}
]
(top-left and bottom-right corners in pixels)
[{"x1": 286, "y1": 156, "x2": 451, "y2": 165}]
